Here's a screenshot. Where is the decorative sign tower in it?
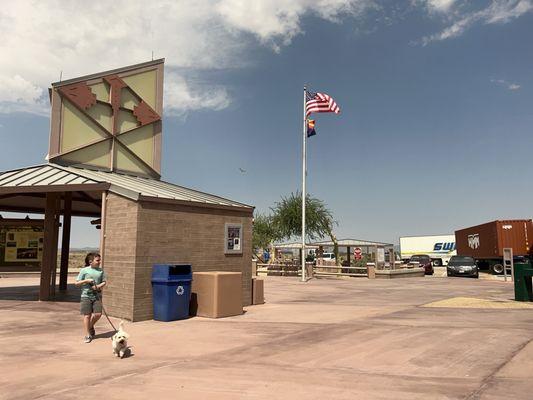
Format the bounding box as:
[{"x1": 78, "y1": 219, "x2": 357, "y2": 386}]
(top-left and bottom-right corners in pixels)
[{"x1": 47, "y1": 59, "x2": 164, "y2": 178}]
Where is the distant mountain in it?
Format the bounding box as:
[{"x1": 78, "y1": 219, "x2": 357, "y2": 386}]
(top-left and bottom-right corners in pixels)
[{"x1": 61, "y1": 247, "x2": 99, "y2": 252}]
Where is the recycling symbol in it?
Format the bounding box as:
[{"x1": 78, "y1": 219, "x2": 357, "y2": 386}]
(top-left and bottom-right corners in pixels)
[{"x1": 176, "y1": 286, "x2": 185, "y2": 295}]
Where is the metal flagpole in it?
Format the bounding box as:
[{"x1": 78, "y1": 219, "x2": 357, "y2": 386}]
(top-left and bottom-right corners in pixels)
[{"x1": 301, "y1": 86, "x2": 307, "y2": 282}]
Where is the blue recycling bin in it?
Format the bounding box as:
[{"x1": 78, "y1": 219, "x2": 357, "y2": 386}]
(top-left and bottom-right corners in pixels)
[{"x1": 151, "y1": 264, "x2": 192, "y2": 321}]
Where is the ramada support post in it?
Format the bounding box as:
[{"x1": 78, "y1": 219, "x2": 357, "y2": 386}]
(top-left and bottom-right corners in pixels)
[
  {"x1": 40, "y1": 192, "x2": 60, "y2": 301},
  {"x1": 59, "y1": 192, "x2": 72, "y2": 291},
  {"x1": 49, "y1": 196, "x2": 61, "y2": 297},
  {"x1": 347, "y1": 246, "x2": 351, "y2": 267}
]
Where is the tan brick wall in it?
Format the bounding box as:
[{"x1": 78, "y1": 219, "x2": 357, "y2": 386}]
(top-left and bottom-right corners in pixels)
[
  {"x1": 101, "y1": 193, "x2": 139, "y2": 320},
  {"x1": 133, "y1": 200, "x2": 253, "y2": 321},
  {"x1": 102, "y1": 193, "x2": 253, "y2": 322}
]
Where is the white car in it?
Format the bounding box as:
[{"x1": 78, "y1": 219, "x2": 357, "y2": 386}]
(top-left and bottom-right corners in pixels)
[{"x1": 320, "y1": 252, "x2": 336, "y2": 261}]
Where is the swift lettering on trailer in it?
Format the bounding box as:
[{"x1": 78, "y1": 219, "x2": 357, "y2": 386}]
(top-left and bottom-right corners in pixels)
[{"x1": 433, "y1": 242, "x2": 456, "y2": 252}]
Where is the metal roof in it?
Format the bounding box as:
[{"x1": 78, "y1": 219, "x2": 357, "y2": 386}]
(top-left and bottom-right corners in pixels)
[
  {"x1": 274, "y1": 238, "x2": 394, "y2": 249},
  {"x1": 273, "y1": 242, "x2": 319, "y2": 249},
  {"x1": 0, "y1": 163, "x2": 253, "y2": 211},
  {"x1": 311, "y1": 238, "x2": 394, "y2": 247}
]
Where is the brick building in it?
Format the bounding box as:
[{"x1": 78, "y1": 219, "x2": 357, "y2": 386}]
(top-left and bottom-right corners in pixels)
[{"x1": 0, "y1": 60, "x2": 254, "y2": 321}]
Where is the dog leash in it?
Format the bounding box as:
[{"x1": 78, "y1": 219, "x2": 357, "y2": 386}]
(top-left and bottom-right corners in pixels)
[{"x1": 92, "y1": 285, "x2": 117, "y2": 332}]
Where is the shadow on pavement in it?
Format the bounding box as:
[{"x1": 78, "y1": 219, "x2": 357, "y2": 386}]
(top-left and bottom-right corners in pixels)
[
  {"x1": 94, "y1": 330, "x2": 116, "y2": 339},
  {"x1": 0, "y1": 283, "x2": 80, "y2": 302}
]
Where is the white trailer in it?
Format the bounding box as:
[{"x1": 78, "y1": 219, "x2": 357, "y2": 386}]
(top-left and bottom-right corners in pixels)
[{"x1": 399, "y1": 235, "x2": 457, "y2": 266}]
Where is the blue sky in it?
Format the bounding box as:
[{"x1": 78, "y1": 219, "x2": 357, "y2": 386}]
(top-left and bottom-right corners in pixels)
[{"x1": 1, "y1": 1, "x2": 532, "y2": 247}]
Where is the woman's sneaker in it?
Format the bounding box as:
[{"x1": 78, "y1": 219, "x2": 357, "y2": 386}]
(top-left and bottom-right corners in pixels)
[{"x1": 84, "y1": 335, "x2": 92, "y2": 343}]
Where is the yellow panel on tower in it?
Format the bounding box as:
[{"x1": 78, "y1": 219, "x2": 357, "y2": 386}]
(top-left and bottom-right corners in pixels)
[
  {"x1": 60, "y1": 140, "x2": 112, "y2": 169},
  {"x1": 61, "y1": 102, "x2": 109, "y2": 153},
  {"x1": 119, "y1": 125, "x2": 154, "y2": 166},
  {"x1": 122, "y1": 70, "x2": 157, "y2": 110}
]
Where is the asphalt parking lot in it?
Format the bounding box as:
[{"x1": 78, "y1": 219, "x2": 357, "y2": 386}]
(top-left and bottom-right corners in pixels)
[{"x1": 0, "y1": 275, "x2": 532, "y2": 399}]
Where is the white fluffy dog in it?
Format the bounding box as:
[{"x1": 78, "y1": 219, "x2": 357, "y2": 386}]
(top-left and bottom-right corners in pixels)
[{"x1": 112, "y1": 321, "x2": 130, "y2": 358}]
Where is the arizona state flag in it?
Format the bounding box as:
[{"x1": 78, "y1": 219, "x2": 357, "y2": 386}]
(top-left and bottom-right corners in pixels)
[{"x1": 307, "y1": 119, "x2": 316, "y2": 137}]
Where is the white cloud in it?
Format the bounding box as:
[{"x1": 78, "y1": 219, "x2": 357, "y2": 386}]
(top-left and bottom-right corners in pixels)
[
  {"x1": 490, "y1": 78, "x2": 522, "y2": 91},
  {"x1": 486, "y1": 0, "x2": 533, "y2": 23},
  {"x1": 0, "y1": 0, "x2": 530, "y2": 116},
  {"x1": 0, "y1": 0, "x2": 372, "y2": 117},
  {"x1": 424, "y1": 0, "x2": 458, "y2": 13},
  {"x1": 0, "y1": 75, "x2": 48, "y2": 115},
  {"x1": 421, "y1": 0, "x2": 533, "y2": 45},
  {"x1": 164, "y1": 73, "x2": 231, "y2": 116},
  {"x1": 218, "y1": 0, "x2": 373, "y2": 49}
]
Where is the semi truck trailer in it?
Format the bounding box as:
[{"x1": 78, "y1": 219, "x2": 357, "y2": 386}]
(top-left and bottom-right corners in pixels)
[
  {"x1": 455, "y1": 220, "x2": 533, "y2": 274},
  {"x1": 399, "y1": 235, "x2": 457, "y2": 266}
]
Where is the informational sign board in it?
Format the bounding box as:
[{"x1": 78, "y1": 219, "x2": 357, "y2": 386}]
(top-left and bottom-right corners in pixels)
[
  {"x1": 1, "y1": 223, "x2": 44, "y2": 264},
  {"x1": 353, "y1": 247, "x2": 362, "y2": 260},
  {"x1": 5, "y1": 230, "x2": 43, "y2": 262}
]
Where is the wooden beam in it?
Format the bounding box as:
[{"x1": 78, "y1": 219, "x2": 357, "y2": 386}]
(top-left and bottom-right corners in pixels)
[
  {"x1": 347, "y1": 246, "x2": 351, "y2": 266},
  {"x1": 0, "y1": 192, "x2": 99, "y2": 205},
  {"x1": 0, "y1": 193, "x2": 31, "y2": 200},
  {"x1": 40, "y1": 193, "x2": 59, "y2": 301},
  {"x1": 75, "y1": 191, "x2": 102, "y2": 208},
  {"x1": 59, "y1": 192, "x2": 72, "y2": 291},
  {"x1": 0, "y1": 183, "x2": 110, "y2": 195},
  {"x1": 0, "y1": 204, "x2": 100, "y2": 218},
  {"x1": 50, "y1": 196, "x2": 61, "y2": 297}
]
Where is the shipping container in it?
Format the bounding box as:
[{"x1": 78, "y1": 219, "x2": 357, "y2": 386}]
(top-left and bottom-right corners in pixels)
[{"x1": 454, "y1": 219, "x2": 533, "y2": 274}]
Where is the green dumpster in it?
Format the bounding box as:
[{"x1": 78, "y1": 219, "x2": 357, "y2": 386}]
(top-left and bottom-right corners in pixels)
[{"x1": 513, "y1": 262, "x2": 533, "y2": 302}]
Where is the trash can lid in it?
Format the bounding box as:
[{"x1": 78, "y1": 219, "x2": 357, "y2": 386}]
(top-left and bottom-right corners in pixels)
[{"x1": 152, "y1": 264, "x2": 192, "y2": 280}]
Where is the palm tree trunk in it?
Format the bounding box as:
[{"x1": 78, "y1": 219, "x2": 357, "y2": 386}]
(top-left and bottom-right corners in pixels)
[{"x1": 327, "y1": 229, "x2": 339, "y2": 265}]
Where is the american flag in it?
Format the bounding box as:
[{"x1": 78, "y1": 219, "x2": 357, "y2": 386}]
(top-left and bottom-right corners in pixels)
[{"x1": 305, "y1": 91, "x2": 340, "y2": 117}]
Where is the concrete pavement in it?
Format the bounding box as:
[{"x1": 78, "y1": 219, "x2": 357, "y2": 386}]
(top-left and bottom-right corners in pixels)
[{"x1": 0, "y1": 275, "x2": 532, "y2": 399}]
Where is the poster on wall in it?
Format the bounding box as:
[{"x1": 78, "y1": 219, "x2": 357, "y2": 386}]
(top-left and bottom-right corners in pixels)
[
  {"x1": 225, "y1": 223, "x2": 242, "y2": 254},
  {"x1": 4, "y1": 230, "x2": 44, "y2": 262}
]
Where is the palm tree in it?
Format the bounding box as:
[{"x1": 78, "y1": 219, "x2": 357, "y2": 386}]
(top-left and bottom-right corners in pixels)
[
  {"x1": 270, "y1": 192, "x2": 338, "y2": 261},
  {"x1": 252, "y1": 213, "x2": 279, "y2": 261}
]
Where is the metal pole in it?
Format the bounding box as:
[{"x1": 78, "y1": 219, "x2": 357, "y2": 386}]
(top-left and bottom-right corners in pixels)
[{"x1": 301, "y1": 86, "x2": 307, "y2": 282}]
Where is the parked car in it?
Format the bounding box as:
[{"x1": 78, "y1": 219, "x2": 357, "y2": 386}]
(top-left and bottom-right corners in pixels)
[
  {"x1": 408, "y1": 254, "x2": 434, "y2": 275},
  {"x1": 320, "y1": 252, "x2": 336, "y2": 261},
  {"x1": 447, "y1": 255, "x2": 479, "y2": 278}
]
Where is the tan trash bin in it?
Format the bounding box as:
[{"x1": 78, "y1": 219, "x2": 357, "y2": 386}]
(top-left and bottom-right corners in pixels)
[
  {"x1": 252, "y1": 278, "x2": 264, "y2": 305},
  {"x1": 190, "y1": 272, "x2": 243, "y2": 318}
]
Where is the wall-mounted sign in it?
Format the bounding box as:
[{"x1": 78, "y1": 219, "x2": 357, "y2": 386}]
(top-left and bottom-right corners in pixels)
[
  {"x1": 225, "y1": 223, "x2": 243, "y2": 254},
  {"x1": 3, "y1": 229, "x2": 44, "y2": 262}
]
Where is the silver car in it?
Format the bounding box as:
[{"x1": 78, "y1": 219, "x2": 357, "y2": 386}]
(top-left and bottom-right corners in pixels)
[{"x1": 447, "y1": 255, "x2": 479, "y2": 278}]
